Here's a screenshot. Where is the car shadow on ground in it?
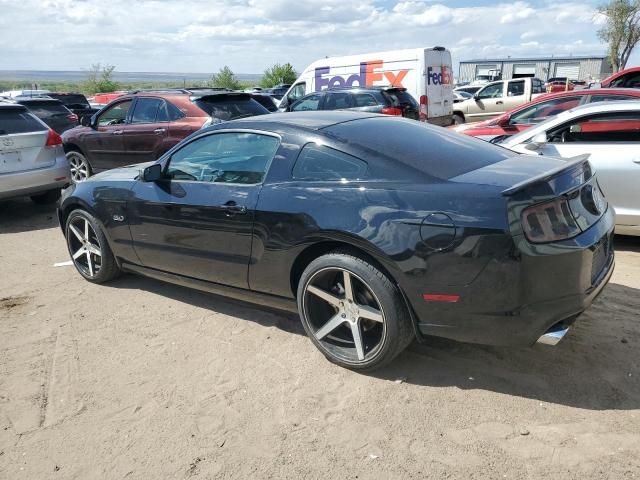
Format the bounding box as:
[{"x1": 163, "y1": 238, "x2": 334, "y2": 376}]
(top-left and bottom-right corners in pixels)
[
  {"x1": 106, "y1": 271, "x2": 639, "y2": 411},
  {"x1": 0, "y1": 198, "x2": 59, "y2": 233},
  {"x1": 106, "y1": 274, "x2": 305, "y2": 336},
  {"x1": 615, "y1": 234, "x2": 640, "y2": 253},
  {"x1": 379, "y1": 281, "x2": 640, "y2": 411}
]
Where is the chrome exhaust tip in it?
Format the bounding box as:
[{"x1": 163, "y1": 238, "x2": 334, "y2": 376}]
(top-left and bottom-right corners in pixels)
[{"x1": 537, "y1": 324, "x2": 570, "y2": 346}]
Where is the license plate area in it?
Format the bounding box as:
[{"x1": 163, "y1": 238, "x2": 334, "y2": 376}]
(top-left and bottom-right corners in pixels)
[{"x1": 0, "y1": 151, "x2": 22, "y2": 173}]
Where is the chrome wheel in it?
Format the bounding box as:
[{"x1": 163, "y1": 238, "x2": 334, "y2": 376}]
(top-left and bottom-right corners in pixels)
[
  {"x1": 302, "y1": 267, "x2": 386, "y2": 363},
  {"x1": 67, "y1": 152, "x2": 89, "y2": 182},
  {"x1": 66, "y1": 216, "x2": 102, "y2": 278}
]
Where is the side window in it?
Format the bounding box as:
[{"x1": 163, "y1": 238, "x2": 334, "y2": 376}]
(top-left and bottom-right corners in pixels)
[
  {"x1": 548, "y1": 111, "x2": 640, "y2": 143},
  {"x1": 287, "y1": 83, "x2": 306, "y2": 103},
  {"x1": 507, "y1": 80, "x2": 525, "y2": 97},
  {"x1": 353, "y1": 93, "x2": 379, "y2": 107},
  {"x1": 165, "y1": 132, "x2": 279, "y2": 184},
  {"x1": 156, "y1": 100, "x2": 169, "y2": 122},
  {"x1": 291, "y1": 94, "x2": 322, "y2": 112},
  {"x1": 97, "y1": 100, "x2": 132, "y2": 126},
  {"x1": 324, "y1": 93, "x2": 353, "y2": 110},
  {"x1": 131, "y1": 98, "x2": 163, "y2": 124},
  {"x1": 532, "y1": 79, "x2": 545, "y2": 94},
  {"x1": 611, "y1": 72, "x2": 640, "y2": 88},
  {"x1": 292, "y1": 143, "x2": 368, "y2": 181},
  {"x1": 476, "y1": 83, "x2": 503, "y2": 99},
  {"x1": 167, "y1": 101, "x2": 185, "y2": 120},
  {"x1": 510, "y1": 96, "x2": 581, "y2": 125}
]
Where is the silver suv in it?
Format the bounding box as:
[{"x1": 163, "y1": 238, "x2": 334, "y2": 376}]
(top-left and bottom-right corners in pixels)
[{"x1": 0, "y1": 103, "x2": 70, "y2": 203}]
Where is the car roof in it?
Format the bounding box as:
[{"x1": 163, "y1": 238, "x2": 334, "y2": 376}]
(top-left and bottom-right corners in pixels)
[
  {"x1": 208, "y1": 111, "x2": 380, "y2": 131},
  {"x1": 562, "y1": 99, "x2": 640, "y2": 114},
  {"x1": 16, "y1": 97, "x2": 64, "y2": 104},
  {"x1": 0, "y1": 103, "x2": 28, "y2": 111}
]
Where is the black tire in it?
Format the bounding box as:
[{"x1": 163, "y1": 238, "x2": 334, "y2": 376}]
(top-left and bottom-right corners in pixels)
[
  {"x1": 65, "y1": 209, "x2": 120, "y2": 283},
  {"x1": 66, "y1": 150, "x2": 92, "y2": 183},
  {"x1": 452, "y1": 113, "x2": 465, "y2": 125},
  {"x1": 30, "y1": 189, "x2": 61, "y2": 205},
  {"x1": 297, "y1": 250, "x2": 414, "y2": 371}
]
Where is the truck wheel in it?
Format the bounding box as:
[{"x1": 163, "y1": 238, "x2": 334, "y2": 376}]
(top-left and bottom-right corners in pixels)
[{"x1": 452, "y1": 113, "x2": 465, "y2": 125}]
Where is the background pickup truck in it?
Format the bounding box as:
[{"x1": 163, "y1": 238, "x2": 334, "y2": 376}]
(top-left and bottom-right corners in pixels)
[{"x1": 453, "y1": 77, "x2": 546, "y2": 124}]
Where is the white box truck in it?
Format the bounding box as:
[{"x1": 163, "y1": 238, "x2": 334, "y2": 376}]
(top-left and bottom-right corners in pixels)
[{"x1": 278, "y1": 47, "x2": 454, "y2": 126}]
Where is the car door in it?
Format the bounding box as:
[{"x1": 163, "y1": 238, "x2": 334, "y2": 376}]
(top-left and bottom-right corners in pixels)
[
  {"x1": 466, "y1": 82, "x2": 505, "y2": 122},
  {"x1": 127, "y1": 130, "x2": 281, "y2": 288},
  {"x1": 536, "y1": 111, "x2": 640, "y2": 227},
  {"x1": 123, "y1": 97, "x2": 169, "y2": 163},
  {"x1": 82, "y1": 99, "x2": 132, "y2": 171},
  {"x1": 502, "y1": 80, "x2": 527, "y2": 112}
]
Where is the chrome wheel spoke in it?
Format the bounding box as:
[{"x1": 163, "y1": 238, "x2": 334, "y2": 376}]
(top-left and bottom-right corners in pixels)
[
  {"x1": 307, "y1": 285, "x2": 341, "y2": 308},
  {"x1": 87, "y1": 244, "x2": 101, "y2": 256},
  {"x1": 314, "y1": 314, "x2": 346, "y2": 340},
  {"x1": 72, "y1": 247, "x2": 85, "y2": 260},
  {"x1": 84, "y1": 219, "x2": 89, "y2": 241},
  {"x1": 86, "y1": 250, "x2": 94, "y2": 276},
  {"x1": 350, "y1": 320, "x2": 365, "y2": 361},
  {"x1": 358, "y1": 304, "x2": 384, "y2": 323},
  {"x1": 69, "y1": 224, "x2": 84, "y2": 242},
  {"x1": 343, "y1": 271, "x2": 354, "y2": 302}
]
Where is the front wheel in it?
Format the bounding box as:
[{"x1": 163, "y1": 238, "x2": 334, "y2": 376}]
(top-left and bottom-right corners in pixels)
[
  {"x1": 65, "y1": 209, "x2": 120, "y2": 283},
  {"x1": 297, "y1": 251, "x2": 414, "y2": 371}
]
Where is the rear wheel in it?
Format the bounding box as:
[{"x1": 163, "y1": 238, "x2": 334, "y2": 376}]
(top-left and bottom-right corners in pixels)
[
  {"x1": 30, "y1": 189, "x2": 61, "y2": 205},
  {"x1": 67, "y1": 151, "x2": 91, "y2": 182},
  {"x1": 452, "y1": 113, "x2": 465, "y2": 125},
  {"x1": 297, "y1": 251, "x2": 414, "y2": 371},
  {"x1": 65, "y1": 209, "x2": 120, "y2": 283}
]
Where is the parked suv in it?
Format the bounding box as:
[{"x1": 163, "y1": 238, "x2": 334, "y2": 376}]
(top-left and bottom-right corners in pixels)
[
  {"x1": 287, "y1": 87, "x2": 419, "y2": 120},
  {"x1": 47, "y1": 92, "x2": 99, "y2": 123},
  {"x1": 16, "y1": 98, "x2": 78, "y2": 134},
  {"x1": 0, "y1": 103, "x2": 69, "y2": 203},
  {"x1": 62, "y1": 90, "x2": 269, "y2": 181}
]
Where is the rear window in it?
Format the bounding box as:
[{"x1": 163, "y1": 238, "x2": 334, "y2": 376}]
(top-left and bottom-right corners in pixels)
[
  {"x1": 323, "y1": 117, "x2": 513, "y2": 180},
  {"x1": 194, "y1": 97, "x2": 269, "y2": 120},
  {"x1": 0, "y1": 110, "x2": 46, "y2": 134},
  {"x1": 383, "y1": 89, "x2": 418, "y2": 108},
  {"x1": 21, "y1": 102, "x2": 69, "y2": 119},
  {"x1": 49, "y1": 94, "x2": 90, "y2": 108}
]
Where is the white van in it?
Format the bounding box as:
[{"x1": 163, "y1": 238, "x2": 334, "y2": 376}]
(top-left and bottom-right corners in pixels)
[{"x1": 279, "y1": 47, "x2": 453, "y2": 125}]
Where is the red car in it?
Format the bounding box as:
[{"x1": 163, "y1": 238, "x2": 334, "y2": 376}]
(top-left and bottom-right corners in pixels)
[
  {"x1": 449, "y1": 88, "x2": 640, "y2": 141},
  {"x1": 600, "y1": 67, "x2": 640, "y2": 88}
]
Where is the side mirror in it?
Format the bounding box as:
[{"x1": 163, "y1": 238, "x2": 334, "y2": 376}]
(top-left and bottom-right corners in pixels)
[
  {"x1": 496, "y1": 115, "x2": 510, "y2": 127},
  {"x1": 142, "y1": 163, "x2": 163, "y2": 182},
  {"x1": 525, "y1": 132, "x2": 548, "y2": 151},
  {"x1": 80, "y1": 115, "x2": 92, "y2": 127}
]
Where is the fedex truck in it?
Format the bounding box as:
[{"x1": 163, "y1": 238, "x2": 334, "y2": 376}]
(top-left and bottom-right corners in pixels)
[{"x1": 279, "y1": 47, "x2": 453, "y2": 126}]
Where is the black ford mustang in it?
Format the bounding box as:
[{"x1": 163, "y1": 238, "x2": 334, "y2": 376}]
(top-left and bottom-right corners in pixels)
[{"x1": 58, "y1": 111, "x2": 615, "y2": 370}]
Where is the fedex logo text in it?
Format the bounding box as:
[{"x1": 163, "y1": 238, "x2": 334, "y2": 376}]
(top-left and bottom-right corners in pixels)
[
  {"x1": 427, "y1": 66, "x2": 451, "y2": 85},
  {"x1": 314, "y1": 61, "x2": 409, "y2": 92}
]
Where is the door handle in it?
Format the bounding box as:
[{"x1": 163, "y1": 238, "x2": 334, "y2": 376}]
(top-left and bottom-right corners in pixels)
[
  {"x1": 496, "y1": 101, "x2": 504, "y2": 105},
  {"x1": 112, "y1": 130, "x2": 124, "y2": 135},
  {"x1": 154, "y1": 128, "x2": 166, "y2": 134},
  {"x1": 222, "y1": 201, "x2": 247, "y2": 215}
]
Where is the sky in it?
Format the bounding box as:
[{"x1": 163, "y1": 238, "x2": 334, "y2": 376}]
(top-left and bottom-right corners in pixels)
[{"x1": 0, "y1": 0, "x2": 638, "y2": 75}]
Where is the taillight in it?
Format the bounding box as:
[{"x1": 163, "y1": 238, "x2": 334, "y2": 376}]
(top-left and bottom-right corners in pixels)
[
  {"x1": 67, "y1": 113, "x2": 79, "y2": 123},
  {"x1": 381, "y1": 107, "x2": 403, "y2": 116},
  {"x1": 521, "y1": 197, "x2": 580, "y2": 243},
  {"x1": 419, "y1": 95, "x2": 428, "y2": 121},
  {"x1": 45, "y1": 129, "x2": 63, "y2": 147}
]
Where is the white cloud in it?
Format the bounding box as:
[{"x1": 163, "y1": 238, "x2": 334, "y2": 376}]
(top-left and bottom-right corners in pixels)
[{"x1": 0, "y1": 0, "x2": 633, "y2": 75}]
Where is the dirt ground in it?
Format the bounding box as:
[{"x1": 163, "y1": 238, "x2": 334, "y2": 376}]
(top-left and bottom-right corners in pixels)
[{"x1": 0, "y1": 198, "x2": 639, "y2": 480}]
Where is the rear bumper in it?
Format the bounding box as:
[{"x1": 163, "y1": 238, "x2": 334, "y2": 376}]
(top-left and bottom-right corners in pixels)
[
  {"x1": 427, "y1": 115, "x2": 453, "y2": 127},
  {"x1": 412, "y1": 207, "x2": 615, "y2": 347},
  {"x1": 0, "y1": 154, "x2": 70, "y2": 200}
]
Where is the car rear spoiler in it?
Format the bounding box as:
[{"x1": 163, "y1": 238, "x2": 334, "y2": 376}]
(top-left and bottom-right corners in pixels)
[{"x1": 501, "y1": 154, "x2": 591, "y2": 196}]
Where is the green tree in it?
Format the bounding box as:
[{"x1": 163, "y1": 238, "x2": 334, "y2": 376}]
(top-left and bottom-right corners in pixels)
[
  {"x1": 82, "y1": 64, "x2": 120, "y2": 94},
  {"x1": 210, "y1": 66, "x2": 242, "y2": 90},
  {"x1": 598, "y1": 0, "x2": 640, "y2": 72},
  {"x1": 260, "y1": 63, "x2": 298, "y2": 88}
]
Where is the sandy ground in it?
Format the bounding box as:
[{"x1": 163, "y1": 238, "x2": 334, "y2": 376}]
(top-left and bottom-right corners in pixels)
[{"x1": 0, "y1": 198, "x2": 639, "y2": 480}]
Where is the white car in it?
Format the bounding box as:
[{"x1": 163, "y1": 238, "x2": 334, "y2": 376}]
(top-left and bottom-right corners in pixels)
[{"x1": 500, "y1": 101, "x2": 640, "y2": 236}]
